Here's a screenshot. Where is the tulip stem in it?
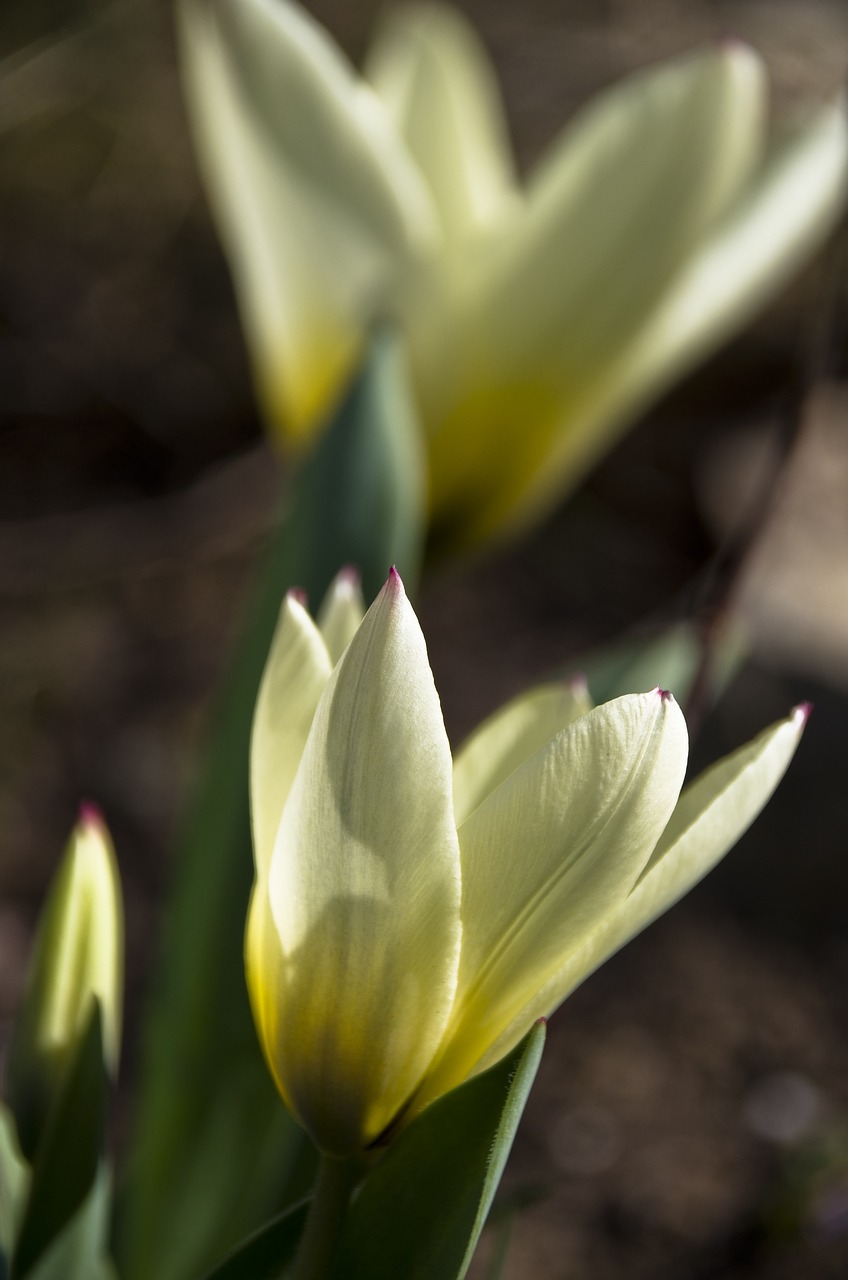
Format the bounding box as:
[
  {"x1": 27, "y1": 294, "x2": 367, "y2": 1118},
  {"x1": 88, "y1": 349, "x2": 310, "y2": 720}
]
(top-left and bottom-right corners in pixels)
[{"x1": 291, "y1": 1152, "x2": 361, "y2": 1280}]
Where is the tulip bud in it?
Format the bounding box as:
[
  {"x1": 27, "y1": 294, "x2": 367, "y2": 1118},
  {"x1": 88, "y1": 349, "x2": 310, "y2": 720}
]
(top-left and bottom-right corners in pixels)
[{"x1": 7, "y1": 806, "x2": 123, "y2": 1159}]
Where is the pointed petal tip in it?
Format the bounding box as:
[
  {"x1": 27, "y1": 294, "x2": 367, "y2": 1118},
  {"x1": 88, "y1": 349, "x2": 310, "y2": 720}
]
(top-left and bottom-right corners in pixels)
[
  {"x1": 386, "y1": 565, "x2": 405, "y2": 594},
  {"x1": 566, "y1": 672, "x2": 588, "y2": 695},
  {"x1": 793, "y1": 701, "x2": 813, "y2": 728},
  {"x1": 78, "y1": 801, "x2": 104, "y2": 831},
  {"x1": 714, "y1": 35, "x2": 759, "y2": 69},
  {"x1": 715, "y1": 34, "x2": 750, "y2": 54},
  {"x1": 336, "y1": 565, "x2": 361, "y2": 589},
  {"x1": 656, "y1": 687, "x2": 674, "y2": 703},
  {"x1": 286, "y1": 586, "x2": 308, "y2": 609}
]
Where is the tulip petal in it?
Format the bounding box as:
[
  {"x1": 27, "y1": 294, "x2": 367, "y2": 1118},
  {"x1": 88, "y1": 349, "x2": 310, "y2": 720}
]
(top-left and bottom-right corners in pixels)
[
  {"x1": 513, "y1": 42, "x2": 765, "y2": 350},
  {"x1": 424, "y1": 43, "x2": 766, "y2": 535},
  {"x1": 316, "y1": 567, "x2": 366, "y2": 665},
  {"x1": 472, "y1": 704, "x2": 807, "y2": 1077},
  {"x1": 266, "y1": 571, "x2": 462, "y2": 1152},
  {"x1": 250, "y1": 591, "x2": 332, "y2": 880},
  {"x1": 479, "y1": 95, "x2": 848, "y2": 545},
  {"x1": 419, "y1": 690, "x2": 687, "y2": 1103},
  {"x1": 178, "y1": 0, "x2": 436, "y2": 441},
  {"x1": 453, "y1": 678, "x2": 592, "y2": 826},
  {"x1": 365, "y1": 4, "x2": 517, "y2": 243},
  {"x1": 244, "y1": 881, "x2": 297, "y2": 1117}
]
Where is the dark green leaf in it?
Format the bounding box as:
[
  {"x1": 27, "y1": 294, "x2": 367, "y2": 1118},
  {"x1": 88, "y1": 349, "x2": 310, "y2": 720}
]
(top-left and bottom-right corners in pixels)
[
  {"x1": 581, "y1": 618, "x2": 746, "y2": 706},
  {"x1": 0, "y1": 1105, "x2": 29, "y2": 1272},
  {"x1": 329, "y1": 1022, "x2": 546, "y2": 1280},
  {"x1": 281, "y1": 324, "x2": 424, "y2": 604},
  {"x1": 117, "y1": 329, "x2": 424, "y2": 1280},
  {"x1": 11, "y1": 1005, "x2": 106, "y2": 1279},
  {"x1": 24, "y1": 1165, "x2": 112, "y2": 1280},
  {"x1": 200, "y1": 1199, "x2": 309, "y2": 1280}
]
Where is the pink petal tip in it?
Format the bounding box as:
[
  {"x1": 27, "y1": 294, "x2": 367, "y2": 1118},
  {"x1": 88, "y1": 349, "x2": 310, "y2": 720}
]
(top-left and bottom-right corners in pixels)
[
  {"x1": 287, "y1": 586, "x2": 308, "y2": 608},
  {"x1": 657, "y1": 687, "x2": 673, "y2": 703},
  {"x1": 793, "y1": 702, "x2": 813, "y2": 727},
  {"x1": 78, "y1": 801, "x2": 103, "y2": 829},
  {"x1": 717, "y1": 35, "x2": 750, "y2": 56}
]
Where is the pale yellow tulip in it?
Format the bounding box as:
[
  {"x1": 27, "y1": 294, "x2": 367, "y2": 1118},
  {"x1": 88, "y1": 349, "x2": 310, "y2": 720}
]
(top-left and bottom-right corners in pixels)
[
  {"x1": 180, "y1": 0, "x2": 848, "y2": 549},
  {"x1": 246, "y1": 570, "x2": 806, "y2": 1154}
]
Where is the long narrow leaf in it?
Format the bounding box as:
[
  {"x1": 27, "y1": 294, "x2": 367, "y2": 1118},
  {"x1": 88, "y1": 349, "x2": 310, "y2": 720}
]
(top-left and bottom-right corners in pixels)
[
  {"x1": 117, "y1": 329, "x2": 424, "y2": 1280},
  {"x1": 11, "y1": 1007, "x2": 105, "y2": 1280},
  {"x1": 329, "y1": 1021, "x2": 546, "y2": 1280}
]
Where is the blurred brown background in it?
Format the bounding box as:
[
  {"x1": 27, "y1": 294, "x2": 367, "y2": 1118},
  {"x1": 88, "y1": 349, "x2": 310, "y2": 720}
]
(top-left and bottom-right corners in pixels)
[{"x1": 3, "y1": 0, "x2": 848, "y2": 1276}]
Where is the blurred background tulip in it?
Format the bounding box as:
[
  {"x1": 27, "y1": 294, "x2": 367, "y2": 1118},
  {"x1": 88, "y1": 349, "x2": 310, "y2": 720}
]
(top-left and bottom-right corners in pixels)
[{"x1": 180, "y1": 0, "x2": 847, "y2": 551}]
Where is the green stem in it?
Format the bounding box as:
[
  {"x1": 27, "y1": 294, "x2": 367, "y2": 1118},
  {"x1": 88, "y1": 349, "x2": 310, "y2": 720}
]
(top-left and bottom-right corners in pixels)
[{"x1": 290, "y1": 1153, "x2": 360, "y2": 1280}]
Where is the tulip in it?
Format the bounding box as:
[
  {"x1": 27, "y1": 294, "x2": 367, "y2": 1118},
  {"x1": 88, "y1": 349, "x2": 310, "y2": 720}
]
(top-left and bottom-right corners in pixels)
[
  {"x1": 246, "y1": 569, "x2": 806, "y2": 1155},
  {"x1": 180, "y1": 0, "x2": 848, "y2": 550},
  {"x1": 8, "y1": 806, "x2": 123, "y2": 1156}
]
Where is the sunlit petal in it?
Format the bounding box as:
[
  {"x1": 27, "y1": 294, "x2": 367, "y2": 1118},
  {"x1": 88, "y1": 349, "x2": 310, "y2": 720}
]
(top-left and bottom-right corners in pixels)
[
  {"x1": 419, "y1": 690, "x2": 688, "y2": 1103},
  {"x1": 472, "y1": 704, "x2": 807, "y2": 1076},
  {"x1": 453, "y1": 678, "x2": 592, "y2": 825},
  {"x1": 179, "y1": 0, "x2": 437, "y2": 441},
  {"x1": 267, "y1": 570, "x2": 462, "y2": 1152},
  {"x1": 490, "y1": 94, "x2": 848, "y2": 543},
  {"x1": 316, "y1": 566, "x2": 366, "y2": 665},
  {"x1": 365, "y1": 3, "x2": 517, "y2": 243},
  {"x1": 249, "y1": 591, "x2": 332, "y2": 880},
  {"x1": 423, "y1": 43, "x2": 766, "y2": 533}
]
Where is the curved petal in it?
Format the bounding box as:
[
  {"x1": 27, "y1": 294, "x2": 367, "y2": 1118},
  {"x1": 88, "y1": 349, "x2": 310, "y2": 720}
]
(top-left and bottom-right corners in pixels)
[
  {"x1": 178, "y1": 0, "x2": 437, "y2": 442},
  {"x1": 316, "y1": 567, "x2": 366, "y2": 665},
  {"x1": 469, "y1": 95, "x2": 848, "y2": 547},
  {"x1": 267, "y1": 570, "x2": 462, "y2": 1153},
  {"x1": 470, "y1": 705, "x2": 808, "y2": 1076},
  {"x1": 244, "y1": 880, "x2": 297, "y2": 1117},
  {"x1": 514, "y1": 41, "x2": 765, "y2": 345},
  {"x1": 453, "y1": 678, "x2": 592, "y2": 826},
  {"x1": 418, "y1": 690, "x2": 688, "y2": 1106},
  {"x1": 250, "y1": 591, "x2": 332, "y2": 880},
  {"x1": 365, "y1": 3, "x2": 517, "y2": 242},
  {"x1": 423, "y1": 43, "x2": 766, "y2": 535}
]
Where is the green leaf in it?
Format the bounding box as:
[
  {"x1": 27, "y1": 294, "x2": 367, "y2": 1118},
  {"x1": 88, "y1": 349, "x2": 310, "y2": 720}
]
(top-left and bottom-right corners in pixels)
[
  {"x1": 11, "y1": 1005, "x2": 106, "y2": 1280},
  {"x1": 24, "y1": 1165, "x2": 113, "y2": 1280},
  {"x1": 282, "y1": 324, "x2": 425, "y2": 604},
  {"x1": 0, "y1": 1106, "x2": 29, "y2": 1272},
  {"x1": 117, "y1": 329, "x2": 425, "y2": 1280},
  {"x1": 200, "y1": 1199, "x2": 309, "y2": 1280},
  {"x1": 580, "y1": 617, "x2": 746, "y2": 706},
  {"x1": 328, "y1": 1021, "x2": 546, "y2": 1280}
]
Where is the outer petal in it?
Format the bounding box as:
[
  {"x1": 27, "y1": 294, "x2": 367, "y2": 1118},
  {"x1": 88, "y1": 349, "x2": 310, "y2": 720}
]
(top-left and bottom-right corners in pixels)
[
  {"x1": 422, "y1": 44, "x2": 766, "y2": 534},
  {"x1": 250, "y1": 591, "x2": 332, "y2": 880},
  {"x1": 316, "y1": 567, "x2": 366, "y2": 665},
  {"x1": 472, "y1": 704, "x2": 807, "y2": 1077},
  {"x1": 178, "y1": 0, "x2": 437, "y2": 442},
  {"x1": 517, "y1": 96, "x2": 848, "y2": 533},
  {"x1": 365, "y1": 3, "x2": 517, "y2": 243},
  {"x1": 451, "y1": 95, "x2": 848, "y2": 549},
  {"x1": 266, "y1": 571, "x2": 462, "y2": 1153},
  {"x1": 245, "y1": 880, "x2": 297, "y2": 1117},
  {"x1": 417, "y1": 690, "x2": 688, "y2": 1106},
  {"x1": 453, "y1": 678, "x2": 592, "y2": 826}
]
